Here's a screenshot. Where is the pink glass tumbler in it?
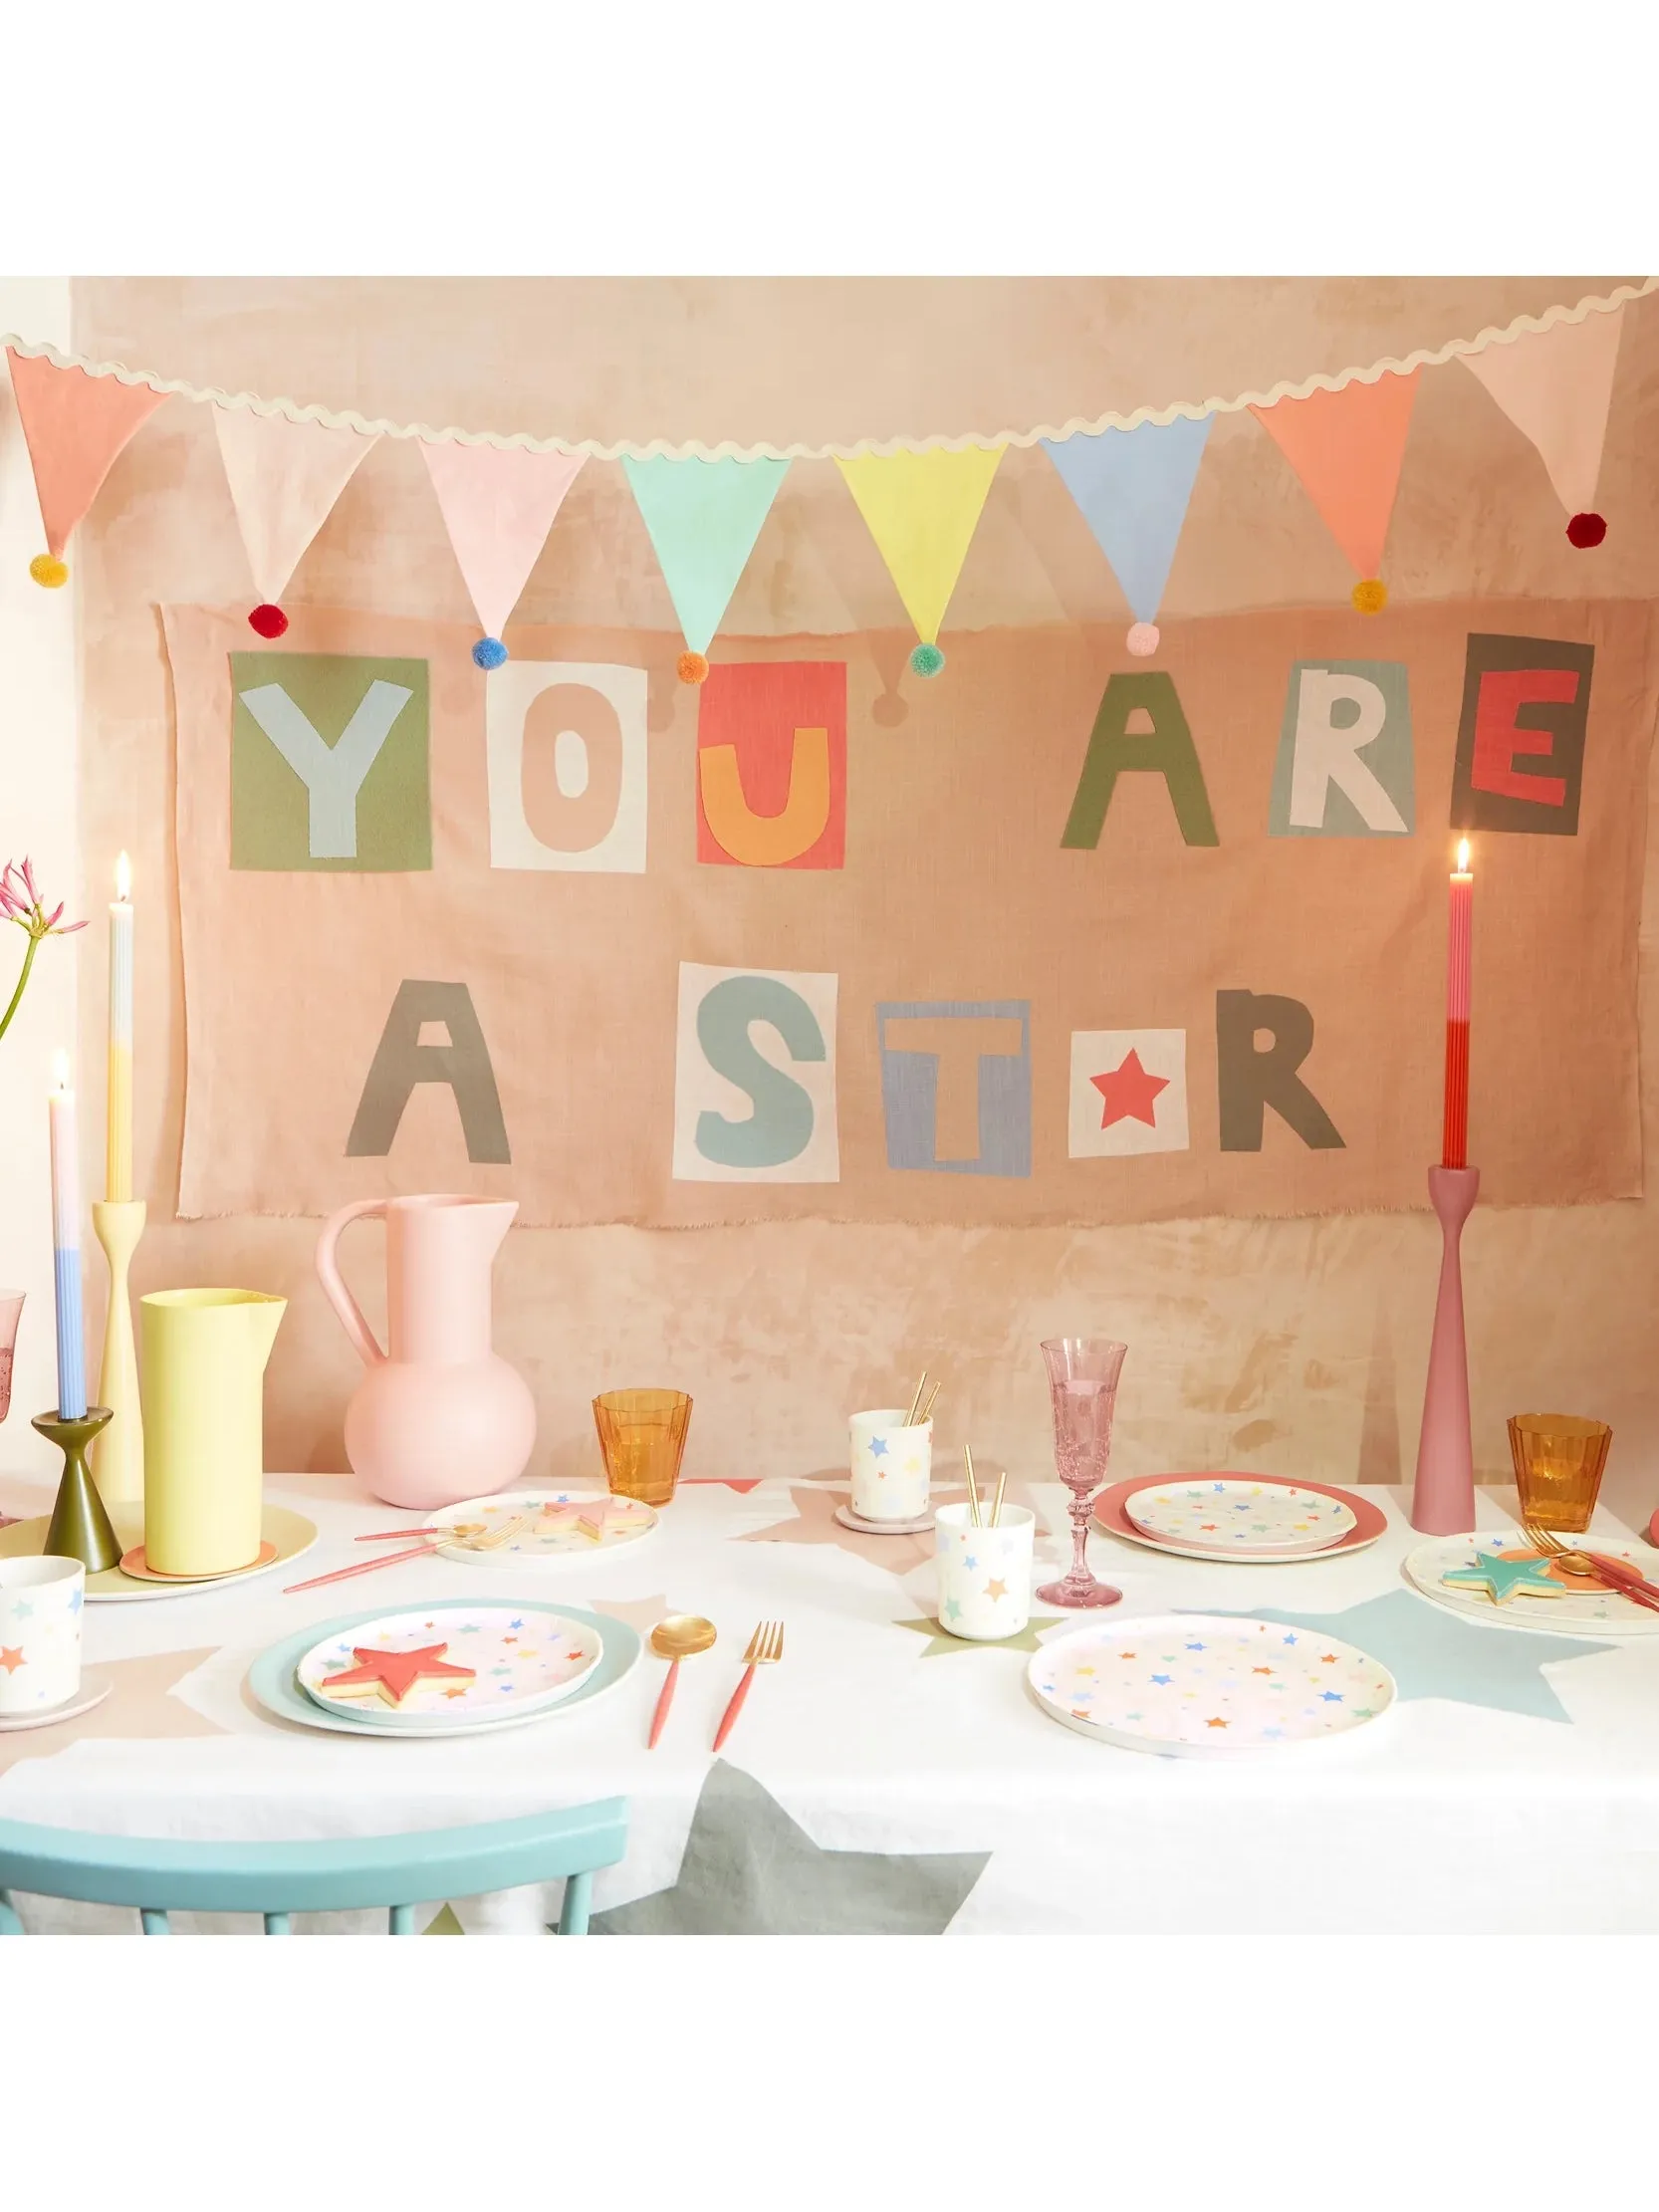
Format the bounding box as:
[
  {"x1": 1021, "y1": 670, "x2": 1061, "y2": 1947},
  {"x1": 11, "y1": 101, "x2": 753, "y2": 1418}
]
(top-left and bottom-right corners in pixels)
[
  {"x1": 0, "y1": 1291, "x2": 22, "y2": 1424},
  {"x1": 1037, "y1": 1336, "x2": 1127, "y2": 1610}
]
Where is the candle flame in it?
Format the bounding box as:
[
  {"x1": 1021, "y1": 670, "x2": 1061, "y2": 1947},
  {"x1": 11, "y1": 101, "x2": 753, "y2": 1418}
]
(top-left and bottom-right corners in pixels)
[
  {"x1": 116, "y1": 851, "x2": 131, "y2": 900},
  {"x1": 1456, "y1": 838, "x2": 1471, "y2": 873},
  {"x1": 51, "y1": 1049, "x2": 70, "y2": 1092}
]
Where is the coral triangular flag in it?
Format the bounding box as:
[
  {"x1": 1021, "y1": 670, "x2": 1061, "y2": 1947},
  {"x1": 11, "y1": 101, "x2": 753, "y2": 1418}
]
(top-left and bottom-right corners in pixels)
[
  {"x1": 834, "y1": 445, "x2": 1004, "y2": 671},
  {"x1": 5, "y1": 351, "x2": 168, "y2": 579},
  {"x1": 621, "y1": 453, "x2": 790, "y2": 678},
  {"x1": 1462, "y1": 308, "x2": 1623, "y2": 529},
  {"x1": 213, "y1": 406, "x2": 377, "y2": 627},
  {"x1": 1251, "y1": 369, "x2": 1419, "y2": 599},
  {"x1": 421, "y1": 441, "x2": 587, "y2": 658},
  {"x1": 1042, "y1": 414, "x2": 1212, "y2": 652}
]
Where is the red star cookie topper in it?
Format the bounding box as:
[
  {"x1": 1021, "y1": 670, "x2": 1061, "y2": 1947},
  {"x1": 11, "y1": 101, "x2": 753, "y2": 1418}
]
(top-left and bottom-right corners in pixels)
[
  {"x1": 1090, "y1": 1048, "x2": 1169, "y2": 1129},
  {"x1": 318, "y1": 1642, "x2": 476, "y2": 1707}
]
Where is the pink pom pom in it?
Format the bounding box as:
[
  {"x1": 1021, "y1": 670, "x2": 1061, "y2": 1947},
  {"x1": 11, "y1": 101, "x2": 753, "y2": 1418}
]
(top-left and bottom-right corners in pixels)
[{"x1": 1126, "y1": 621, "x2": 1160, "y2": 657}]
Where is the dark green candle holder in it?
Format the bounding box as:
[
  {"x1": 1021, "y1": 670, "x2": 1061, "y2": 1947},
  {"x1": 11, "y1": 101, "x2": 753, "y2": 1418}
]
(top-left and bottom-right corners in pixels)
[{"x1": 32, "y1": 1406, "x2": 119, "y2": 1573}]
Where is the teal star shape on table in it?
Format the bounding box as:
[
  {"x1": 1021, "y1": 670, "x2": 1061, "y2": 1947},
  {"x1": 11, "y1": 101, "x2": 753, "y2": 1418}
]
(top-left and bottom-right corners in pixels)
[
  {"x1": 589, "y1": 1762, "x2": 990, "y2": 1935},
  {"x1": 1440, "y1": 1550, "x2": 1563, "y2": 1603},
  {"x1": 896, "y1": 1614, "x2": 1064, "y2": 1657},
  {"x1": 1198, "y1": 1591, "x2": 1614, "y2": 1724}
]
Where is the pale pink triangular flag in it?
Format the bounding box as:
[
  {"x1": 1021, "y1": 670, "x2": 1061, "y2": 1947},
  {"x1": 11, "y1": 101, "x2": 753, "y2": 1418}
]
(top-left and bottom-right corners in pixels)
[
  {"x1": 1251, "y1": 369, "x2": 1419, "y2": 581},
  {"x1": 1462, "y1": 308, "x2": 1624, "y2": 517},
  {"x1": 213, "y1": 406, "x2": 377, "y2": 604},
  {"x1": 421, "y1": 441, "x2": 586, "y2": 641},
  {"x1": 5, "y1": 350, "x2": 169, "y2": 560}
]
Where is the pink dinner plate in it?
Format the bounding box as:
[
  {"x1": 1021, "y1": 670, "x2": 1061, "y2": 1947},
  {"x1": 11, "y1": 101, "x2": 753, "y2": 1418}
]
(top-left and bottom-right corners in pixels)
[{"x1": 1093, "y1": 1473, "x2": 1385, "y2": 1562}]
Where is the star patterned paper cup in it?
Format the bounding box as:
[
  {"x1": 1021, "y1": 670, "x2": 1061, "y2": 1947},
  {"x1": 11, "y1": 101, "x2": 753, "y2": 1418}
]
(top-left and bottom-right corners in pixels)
[
  {"x1": 933, "y1": 1503, "x2": 1035, "y2": 1640},
  {"x1": 0, "y1": 1555, "x2": 85, "y2": 1715},
  {"x1": 849, "y1": 1408, "x2": 932, "y2": 1521}
]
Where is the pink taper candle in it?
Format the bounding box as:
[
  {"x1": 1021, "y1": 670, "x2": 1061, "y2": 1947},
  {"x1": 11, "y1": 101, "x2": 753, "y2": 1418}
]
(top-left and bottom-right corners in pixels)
[{"x1": 1443, "y1": 839, "x2": 1472, "y2": 1170}]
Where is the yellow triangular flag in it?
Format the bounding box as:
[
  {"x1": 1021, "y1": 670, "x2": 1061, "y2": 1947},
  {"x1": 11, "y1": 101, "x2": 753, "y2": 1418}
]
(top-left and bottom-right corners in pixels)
[{"x1": 835, "y1": 445, "x2": 1004, "y2": 675}]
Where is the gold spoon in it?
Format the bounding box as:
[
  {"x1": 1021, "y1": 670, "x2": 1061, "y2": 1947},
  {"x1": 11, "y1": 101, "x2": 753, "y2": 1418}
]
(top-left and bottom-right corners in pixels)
[{"x1": 648, "y1": 1614, "x2": 717, "y2": 1748}]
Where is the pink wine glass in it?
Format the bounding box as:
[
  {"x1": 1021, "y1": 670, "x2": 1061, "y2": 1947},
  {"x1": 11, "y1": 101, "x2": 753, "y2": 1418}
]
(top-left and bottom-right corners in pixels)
[
  {"x1": 1037, "y1": 1337, "x2": 1127, "y2": 1609},
  {"x1": 0, "y1": 1291, "x2": 22, "y2": 1424}
]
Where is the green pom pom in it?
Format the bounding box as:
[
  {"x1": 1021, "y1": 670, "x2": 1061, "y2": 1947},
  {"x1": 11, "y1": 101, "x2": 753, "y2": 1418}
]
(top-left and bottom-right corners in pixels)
[{"x1": 909, "y1": 641, "x2": 945, "y2": 678}]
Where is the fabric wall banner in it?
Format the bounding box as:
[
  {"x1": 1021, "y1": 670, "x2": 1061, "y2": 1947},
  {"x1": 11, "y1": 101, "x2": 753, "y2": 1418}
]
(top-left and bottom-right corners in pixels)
[
  {"x1": 162, "y1": 598, "x2": 1654, "y2": 1229},
  {"x1": 5, "y1": 350, "x2": 169, "y2": 560}
]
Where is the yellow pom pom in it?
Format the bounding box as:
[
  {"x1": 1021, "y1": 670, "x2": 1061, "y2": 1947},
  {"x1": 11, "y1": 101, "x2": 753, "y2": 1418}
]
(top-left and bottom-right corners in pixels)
[
  {"x1": 30, "y1": 554, "x2": 68, "y2": 589},
  {"x1": 677, "y1": 650, "x2": 710, "y2": 685},
  {"x1": 1351, "y1": 577, "x2": 1387, "y2": 614}
]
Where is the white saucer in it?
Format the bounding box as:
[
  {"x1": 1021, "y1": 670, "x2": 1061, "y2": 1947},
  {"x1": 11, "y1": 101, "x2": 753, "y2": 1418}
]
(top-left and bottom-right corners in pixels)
[
  {"x1": 0, "y1": 1669, "x2": 114, "y2": 1732},
  {"x1": 833, "y1": 1502, "x2": 935, "y2": 1537}
]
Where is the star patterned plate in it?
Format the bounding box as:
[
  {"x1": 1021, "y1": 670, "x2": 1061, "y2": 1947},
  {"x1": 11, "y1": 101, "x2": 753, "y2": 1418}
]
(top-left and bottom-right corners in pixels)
[
  {"x1": 425, "y1": 1489, "x2": 657, "y2": 1565},
  {"x1": 1093, "y1": 1474, "x2": 1384, "y2": 1565},
  {"x1": 297, "y1": 1601, "x2": 604, "y2": 1726},
  {"x1": 1403, "y1": 1533, "x2": 1659, "y2": 1637},
  {"x1": 1124, "y1": 1479, "x2": 1356, "y2": 1557},
  {"x1": 1027, "y1": 1612, "x2": 1396, "y2": 1756}
]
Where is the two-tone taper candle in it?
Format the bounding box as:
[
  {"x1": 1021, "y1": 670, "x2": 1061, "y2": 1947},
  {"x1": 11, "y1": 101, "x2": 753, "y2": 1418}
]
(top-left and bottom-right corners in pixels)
[
  {"x1": 48, "y1": 1050, "x2": 87, "y2": 1419},
  {"x1": 107, "y1": 852, "x2": 132, "y2": 1202},
  {"x1": 1443, "y1": 839, "x2": 1473, "y2": 1170}
]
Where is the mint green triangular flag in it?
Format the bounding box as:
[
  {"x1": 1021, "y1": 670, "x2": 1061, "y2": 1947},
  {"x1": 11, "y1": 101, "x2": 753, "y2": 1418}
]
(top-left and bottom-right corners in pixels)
[{"x1": 622, "y1": 454, "x2": 790, "y2": 654}]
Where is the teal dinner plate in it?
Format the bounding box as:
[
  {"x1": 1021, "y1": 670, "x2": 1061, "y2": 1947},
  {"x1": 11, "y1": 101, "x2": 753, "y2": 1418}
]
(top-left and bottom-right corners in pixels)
[{"x1": 248, "y1": 1598, "x2": 640, "y2": 1739}]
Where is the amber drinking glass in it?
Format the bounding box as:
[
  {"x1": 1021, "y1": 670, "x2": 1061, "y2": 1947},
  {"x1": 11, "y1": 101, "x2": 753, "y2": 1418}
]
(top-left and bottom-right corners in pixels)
[
  {"x1": 1508, "y1": 1413, "x2": 1612, "y2": 1535},
  {"x1": 593, "y1": 1388, "x2": 693, "y2": 1506}
]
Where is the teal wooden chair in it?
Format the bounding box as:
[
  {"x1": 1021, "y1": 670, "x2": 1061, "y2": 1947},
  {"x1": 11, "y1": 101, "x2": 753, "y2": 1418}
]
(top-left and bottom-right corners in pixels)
[{"x1": 0, "y1": 1797, "x2": 626, "y2": 1934}]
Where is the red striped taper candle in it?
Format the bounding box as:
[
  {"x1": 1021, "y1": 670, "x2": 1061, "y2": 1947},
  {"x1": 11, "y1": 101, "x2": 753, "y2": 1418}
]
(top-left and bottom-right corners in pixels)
[{"x1": 1442, "y1": 839, "x2": 1473, "y2": 1169}]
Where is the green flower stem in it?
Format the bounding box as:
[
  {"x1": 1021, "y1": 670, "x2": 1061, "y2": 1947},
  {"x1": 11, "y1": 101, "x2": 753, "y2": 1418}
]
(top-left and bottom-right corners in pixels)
[{"x1": 0, "y1": 928, "x2": 41, "y2": 1047}]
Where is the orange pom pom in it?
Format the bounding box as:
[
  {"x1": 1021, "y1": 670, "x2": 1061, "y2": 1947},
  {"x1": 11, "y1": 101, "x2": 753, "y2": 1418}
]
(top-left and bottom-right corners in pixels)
[
  {"x1": 29, "y1": 554, "x2": 68, "y2": 589},
  {"x1": 677, "y1": 650, "x2": 710, "y2": 685},
  {"x1": 1350, "y1": 578, "x2": 1388, "y2": 615}
]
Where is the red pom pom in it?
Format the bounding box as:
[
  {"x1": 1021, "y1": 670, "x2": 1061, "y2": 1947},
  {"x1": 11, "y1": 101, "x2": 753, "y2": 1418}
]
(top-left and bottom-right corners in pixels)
[
  {"x1": 1566, "y1": 512, "x2": 1606, "y2": 549},
  {"x1": 248, "y1": 603, "x2": 289, "y2": 638}
]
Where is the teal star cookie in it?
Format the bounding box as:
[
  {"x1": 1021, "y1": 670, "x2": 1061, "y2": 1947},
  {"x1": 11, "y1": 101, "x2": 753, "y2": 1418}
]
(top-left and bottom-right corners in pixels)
[{"x1": 1441, "y1": 1549, "x2": 1563, "y2": 1604}]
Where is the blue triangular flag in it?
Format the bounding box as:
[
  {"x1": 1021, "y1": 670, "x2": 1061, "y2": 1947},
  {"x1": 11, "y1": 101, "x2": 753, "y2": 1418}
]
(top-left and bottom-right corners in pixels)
[
  {"x1": 621, "y1": 453, "x2": 790, "y2": 655},
  {"x1": 1042, "y1": 414, "x2": 1213, "y2": 628}
]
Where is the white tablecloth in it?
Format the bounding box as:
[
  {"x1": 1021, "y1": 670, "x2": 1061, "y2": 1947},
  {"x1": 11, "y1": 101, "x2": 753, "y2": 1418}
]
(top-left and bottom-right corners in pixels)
[{"x1": 3, "y1": 1471, "x2": 1659, "y2": 1933}]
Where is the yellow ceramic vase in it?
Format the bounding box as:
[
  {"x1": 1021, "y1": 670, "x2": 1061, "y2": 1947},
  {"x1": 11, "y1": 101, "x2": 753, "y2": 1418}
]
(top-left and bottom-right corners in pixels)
[{"x1": 140, "y1": 1289, "x2": 287, "y2": 1577}]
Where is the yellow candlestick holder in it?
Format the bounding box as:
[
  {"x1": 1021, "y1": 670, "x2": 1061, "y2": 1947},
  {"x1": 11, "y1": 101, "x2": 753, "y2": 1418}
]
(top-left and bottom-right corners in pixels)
[{"x1": 92, "y1": 1198, "x2": 146, "y2": 1506}]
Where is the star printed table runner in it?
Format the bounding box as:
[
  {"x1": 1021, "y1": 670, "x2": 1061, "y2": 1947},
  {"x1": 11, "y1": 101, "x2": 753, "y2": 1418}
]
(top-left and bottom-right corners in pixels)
[
  {"x1": 162, "y1": 597, "x2": 1656, "y2": 1227},
  {"x1": 4, "y1": 1473, "x2": 1659, "y2": 1934}
]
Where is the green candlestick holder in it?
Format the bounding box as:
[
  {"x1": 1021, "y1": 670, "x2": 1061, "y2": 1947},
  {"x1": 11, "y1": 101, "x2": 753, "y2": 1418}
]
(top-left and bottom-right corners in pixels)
[{"x1": 33, "y1": 1406, "x2": 119, "y2": 1573}]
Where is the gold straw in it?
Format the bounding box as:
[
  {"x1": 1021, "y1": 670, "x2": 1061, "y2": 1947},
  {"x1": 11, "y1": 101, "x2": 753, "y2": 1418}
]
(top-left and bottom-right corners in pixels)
[
  {"x1": 964, "y1": 1444, "x2": 982, "y2": 1527},
  {"x1": 904, "y1": 1370, "x2": 928, "y2": 1426},
  {"x1": 918, "y1": 1379, "x2": 943, "y2": 1425},
  {"x1": 990, "y1": 1472, "x2": 1007, "y2": 1528}
]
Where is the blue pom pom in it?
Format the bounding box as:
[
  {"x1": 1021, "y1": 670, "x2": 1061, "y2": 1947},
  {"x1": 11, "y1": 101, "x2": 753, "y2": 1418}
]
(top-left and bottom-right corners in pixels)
[
  {"x1": 472, "y1": 636, "x2": 509, "y2": 670},
  {"x1": 909, "y1": 641, "x2": 945, "y2": 678}
]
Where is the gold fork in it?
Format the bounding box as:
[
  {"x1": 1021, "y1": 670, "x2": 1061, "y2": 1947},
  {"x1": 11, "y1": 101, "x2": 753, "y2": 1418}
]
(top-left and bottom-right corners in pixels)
[
  {"x1": 713, "y1": 1619, "x2": 784, "y2": 1752},
  {"x1": 1523, "y1": 1521, "x2": 1659, "y2": 1613}
]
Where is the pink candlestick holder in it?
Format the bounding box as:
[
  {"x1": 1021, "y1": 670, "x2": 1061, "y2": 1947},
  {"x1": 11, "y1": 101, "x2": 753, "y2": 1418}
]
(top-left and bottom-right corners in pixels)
[{"x1": 1410, "y1": 1164, "x2": 1479, "y2": 1535}]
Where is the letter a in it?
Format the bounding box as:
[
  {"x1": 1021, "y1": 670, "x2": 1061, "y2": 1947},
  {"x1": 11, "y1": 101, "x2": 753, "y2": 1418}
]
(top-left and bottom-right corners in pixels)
[
  {"x1": 346, "y1": 980, "x2": 511, "y2": 1163},
  {"x1": 1062, "y1": 672, "x2": 1219, "y2": 851}
]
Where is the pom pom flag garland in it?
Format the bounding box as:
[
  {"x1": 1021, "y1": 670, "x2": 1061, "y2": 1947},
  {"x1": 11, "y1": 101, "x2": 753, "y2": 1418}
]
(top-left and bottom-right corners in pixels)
[
  {"x1": 1042, "y1": 413, "x2": 1212, "y2": 657},
  {"x1": 834, "y1": 445, "x2": 1006, "y2": 680},
  {"x1": 1250, "y1": 369, "x2": 1419, "y2": 616},
  {"x1": 621, "y1": 454, "x2": 791, "y2": 682},
  {"x1": 212, "y1": 405, "x2": 377, "y2": 635},
  {"x1": 6, "y1": 350, "x2": 168, "y2": 586},
  {"x1": 1462, "y1": 306, "x2": 1623, "y2": 550},
  {"x1": 421, "y1": 441, "x2": 588, "y2": 669}
]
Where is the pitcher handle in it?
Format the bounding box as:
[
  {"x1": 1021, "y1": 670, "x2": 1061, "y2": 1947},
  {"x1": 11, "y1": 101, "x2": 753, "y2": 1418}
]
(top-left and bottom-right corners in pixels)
[{"x1": 315, "y1": 1200, "x2": 388, "y2": 1367}]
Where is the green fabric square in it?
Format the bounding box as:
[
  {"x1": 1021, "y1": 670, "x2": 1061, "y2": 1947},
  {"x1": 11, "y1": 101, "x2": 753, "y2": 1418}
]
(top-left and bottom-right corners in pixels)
[{"x1": 230, "y1": 651, "x2": 431, "y2": 872}]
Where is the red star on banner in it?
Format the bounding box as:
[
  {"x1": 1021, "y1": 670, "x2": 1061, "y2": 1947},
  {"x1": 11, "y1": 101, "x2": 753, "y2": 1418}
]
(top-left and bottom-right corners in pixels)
[
  {"x1": 1090, "y1": 1049, "x2": 1169, "y2": 1129},
  {"x1": 319, "y1": 1642, "x2": 476, "y2": 1707}
]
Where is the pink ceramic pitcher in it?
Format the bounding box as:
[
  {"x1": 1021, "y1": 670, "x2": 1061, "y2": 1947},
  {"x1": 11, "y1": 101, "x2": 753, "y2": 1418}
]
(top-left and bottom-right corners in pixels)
[{"x1": 315, "y1": 1195, "x2": 536, "y2": 1510}]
